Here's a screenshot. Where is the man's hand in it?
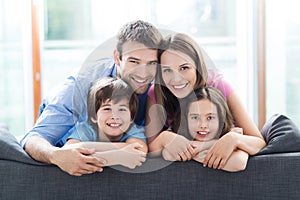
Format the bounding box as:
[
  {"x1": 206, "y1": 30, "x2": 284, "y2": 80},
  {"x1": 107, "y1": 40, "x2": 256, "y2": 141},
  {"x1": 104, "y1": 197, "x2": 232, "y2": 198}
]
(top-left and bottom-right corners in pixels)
[
  {"x1": 24, "y1": 136, "x2": 107, "y2": 176},
  {"x1": 50, "y1": 143, "x2": 107, "y2": 176}
]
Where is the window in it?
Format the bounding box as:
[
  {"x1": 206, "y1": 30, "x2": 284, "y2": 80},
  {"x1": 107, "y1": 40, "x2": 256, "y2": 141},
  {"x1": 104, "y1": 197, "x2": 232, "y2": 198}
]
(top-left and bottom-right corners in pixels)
[
  {"x1": 42, "y1": 0, "x2": 253, "y2": 115},
  {"x1": 265, "y1": 0, "x2": 300, "y2": 128},
  {"x1": 0, "y1": 0, "x2": 32, "y2": 136},
  {"x1": 2, "y1": 0, "x2": 272, "y2": 136}
]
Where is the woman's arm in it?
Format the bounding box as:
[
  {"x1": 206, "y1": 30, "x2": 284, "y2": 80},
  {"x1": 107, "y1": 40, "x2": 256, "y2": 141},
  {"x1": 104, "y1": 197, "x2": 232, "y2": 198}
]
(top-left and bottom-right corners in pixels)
[
  {"x1": 145, "y1": 97, "x2": 194, "y2": 160},
  {"x1": 191, "y1": 139, "x2": 248, "y2": 172},
  {"x1": 227, "y1": 91, "x2": 266, "y2": 152},
  {"x1": 145, "y1": 97, "x2": 167, "y2": 145},
  {"x1": 194, "y1": 149, "x2": 248, "y2": 172}
]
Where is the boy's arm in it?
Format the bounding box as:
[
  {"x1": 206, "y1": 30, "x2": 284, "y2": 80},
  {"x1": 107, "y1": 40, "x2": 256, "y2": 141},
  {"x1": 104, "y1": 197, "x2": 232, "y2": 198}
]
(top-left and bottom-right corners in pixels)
[
  {"x1": 66, "y1": 138, "x2": 147, "y2": 169},
  {"x1": 93, "y1": 143, "x2": 146, "y2": 169},
  {"x1": 71, "y1": 139, "x2": 147, "y2": 153}
]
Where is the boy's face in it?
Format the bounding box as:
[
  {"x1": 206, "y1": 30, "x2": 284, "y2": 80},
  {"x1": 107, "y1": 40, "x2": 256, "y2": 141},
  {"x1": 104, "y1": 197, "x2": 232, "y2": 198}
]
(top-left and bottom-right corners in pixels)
[
  {"x1": 92, "y1": 99, "x2": 132, "y2": 142},
  {"x1": 187, "y1": 99, "x2": 220, "y2": 141},
  {"x1": 115, "y1": 41, "x2": 158, "y2": 94}
]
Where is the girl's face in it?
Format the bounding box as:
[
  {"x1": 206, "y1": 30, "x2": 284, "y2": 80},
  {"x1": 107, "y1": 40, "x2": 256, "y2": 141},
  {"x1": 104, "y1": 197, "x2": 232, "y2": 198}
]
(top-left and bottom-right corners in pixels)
[
  {"x1": 188, "y1": 99, "x2": 220, "y2": 141},
  {"x1": 92, "y1": 98, "x2": 132, "y2": 142},
  {"x1": 160, "y1": 50, "x2": 197, "y2": 99}
]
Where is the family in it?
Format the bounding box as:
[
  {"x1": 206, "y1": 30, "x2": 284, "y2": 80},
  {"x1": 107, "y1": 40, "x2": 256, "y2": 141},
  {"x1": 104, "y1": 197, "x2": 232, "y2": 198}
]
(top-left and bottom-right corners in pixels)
[{"x1": 20, "y1": 20, "x2": 266, "y2": 176}]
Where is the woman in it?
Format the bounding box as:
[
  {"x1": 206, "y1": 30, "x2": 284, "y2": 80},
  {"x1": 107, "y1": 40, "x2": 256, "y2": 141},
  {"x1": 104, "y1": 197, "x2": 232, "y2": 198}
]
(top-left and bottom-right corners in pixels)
[{"x1": 145, "y1": 33, "x2": 266, "y2": 170}]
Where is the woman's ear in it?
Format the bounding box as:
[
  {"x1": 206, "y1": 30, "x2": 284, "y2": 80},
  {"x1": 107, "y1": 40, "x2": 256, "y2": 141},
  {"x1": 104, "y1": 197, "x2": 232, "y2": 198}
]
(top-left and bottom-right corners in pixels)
[{"x1": 114, "y1": 50, "x2": 120, "y2": 66}]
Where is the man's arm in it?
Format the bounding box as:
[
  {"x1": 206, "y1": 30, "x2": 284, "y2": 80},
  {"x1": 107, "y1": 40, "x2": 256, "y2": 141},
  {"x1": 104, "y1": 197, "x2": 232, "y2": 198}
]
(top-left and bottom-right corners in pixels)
[{"x1": 25, "y1": 136, "x2": 106, "y2": 176}]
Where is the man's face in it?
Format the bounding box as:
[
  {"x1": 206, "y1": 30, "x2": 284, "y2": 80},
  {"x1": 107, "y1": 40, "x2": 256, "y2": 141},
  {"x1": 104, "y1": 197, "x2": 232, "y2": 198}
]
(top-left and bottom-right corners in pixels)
[{"x1": 115, "y1": 41, "x2": 158, "y2": 94}]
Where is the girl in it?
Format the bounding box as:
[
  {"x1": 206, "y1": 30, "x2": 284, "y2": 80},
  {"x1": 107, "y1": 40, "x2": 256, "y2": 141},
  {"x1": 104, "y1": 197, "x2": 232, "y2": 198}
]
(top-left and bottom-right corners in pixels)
[
  {"x1": 163, "y1": 87, "x2": 248, "y2": 172},
  {"x1": 146, "y1": 33, "x2": 266, "y2": 170}
]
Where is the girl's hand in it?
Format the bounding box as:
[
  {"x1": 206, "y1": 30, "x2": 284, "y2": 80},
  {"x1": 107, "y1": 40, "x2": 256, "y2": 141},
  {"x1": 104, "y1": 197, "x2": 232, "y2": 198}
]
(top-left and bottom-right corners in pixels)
[
  {"x1": 203, "y1": 132, "x2": 238, "y2": 169},
  {"x1": 193, "y1": 150, "x2": 209, "y2": 163},
  {"x1": 190, "y1": 140, "x2": 216, "y2": 154}
]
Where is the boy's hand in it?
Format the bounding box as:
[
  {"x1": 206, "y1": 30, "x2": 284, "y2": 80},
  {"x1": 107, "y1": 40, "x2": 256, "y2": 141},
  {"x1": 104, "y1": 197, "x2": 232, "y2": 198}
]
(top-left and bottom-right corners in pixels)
[{"x1": 118, "y1": 143, "x2": 147, "y2": 169}]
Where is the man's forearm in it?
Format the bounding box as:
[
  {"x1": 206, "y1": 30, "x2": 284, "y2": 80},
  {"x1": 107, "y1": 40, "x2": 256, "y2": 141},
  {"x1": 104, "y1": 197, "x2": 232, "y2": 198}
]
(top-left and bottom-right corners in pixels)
[{"x1": 24, "y1": 136, "x2": 58, "y2": 164}]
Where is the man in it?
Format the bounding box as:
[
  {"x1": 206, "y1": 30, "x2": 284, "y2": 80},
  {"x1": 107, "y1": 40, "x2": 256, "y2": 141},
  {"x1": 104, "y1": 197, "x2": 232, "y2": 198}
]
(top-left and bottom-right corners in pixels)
[{"x1": 20, "y1": 20, "x2": 163, "y2": 176}]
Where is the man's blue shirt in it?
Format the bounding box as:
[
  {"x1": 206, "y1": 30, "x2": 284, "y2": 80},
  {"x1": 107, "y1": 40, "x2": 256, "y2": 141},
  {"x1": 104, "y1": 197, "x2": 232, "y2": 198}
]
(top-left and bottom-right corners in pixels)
[{"x1": 20, "y1": 58, "x2": 148, "y2": 147}]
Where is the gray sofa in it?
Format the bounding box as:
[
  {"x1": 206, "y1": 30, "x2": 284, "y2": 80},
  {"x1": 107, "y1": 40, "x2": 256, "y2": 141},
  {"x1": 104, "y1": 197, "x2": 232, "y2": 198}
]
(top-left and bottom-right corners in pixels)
[{"x1": 1, "y1": 114, "x2": 300, "y2": 200}]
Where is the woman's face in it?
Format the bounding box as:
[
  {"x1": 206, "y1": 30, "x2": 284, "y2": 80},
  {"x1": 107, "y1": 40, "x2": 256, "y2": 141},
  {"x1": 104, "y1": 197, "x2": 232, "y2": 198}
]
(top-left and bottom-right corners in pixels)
[
  {"x1": 188, "y1": 99, "x2": 220, "y2": 141},
  {"x1": 160, "y1": 50, "x2": 197, "y2": 99}
]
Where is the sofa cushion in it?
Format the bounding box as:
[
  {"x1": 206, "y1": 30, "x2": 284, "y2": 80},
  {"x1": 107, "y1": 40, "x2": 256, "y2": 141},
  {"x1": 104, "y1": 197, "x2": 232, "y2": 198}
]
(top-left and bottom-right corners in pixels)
[
  {"x1": 257, "y1": 114, "x2": 300, "y2": 155},
  {"x1": 0, "y1": 124, "x2": 44, "y2": 165}
]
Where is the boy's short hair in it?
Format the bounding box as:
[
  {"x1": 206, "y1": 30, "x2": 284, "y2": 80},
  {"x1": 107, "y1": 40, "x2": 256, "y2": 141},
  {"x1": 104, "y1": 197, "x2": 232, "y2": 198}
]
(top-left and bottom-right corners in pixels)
[{"x1": 87, "y1": 77, "x2": 138, "y2": 125}]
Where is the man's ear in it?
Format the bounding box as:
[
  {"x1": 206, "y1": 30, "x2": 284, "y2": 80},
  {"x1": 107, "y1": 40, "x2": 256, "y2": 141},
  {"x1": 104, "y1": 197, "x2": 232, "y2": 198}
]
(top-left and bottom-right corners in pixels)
[
  {"x1": 114, "y1": 50, "x2": 120, "y2": 66},
  {"x1": 91, "y1": 117, "x2": 97, "y2": 124}
]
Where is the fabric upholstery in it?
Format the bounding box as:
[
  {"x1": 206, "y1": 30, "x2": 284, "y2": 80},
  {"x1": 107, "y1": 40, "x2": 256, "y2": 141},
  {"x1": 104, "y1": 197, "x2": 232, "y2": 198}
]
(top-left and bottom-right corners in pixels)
[
  {"x1": 258, "y1": 114, "x2": 300, "y2": 155},
  {"x1": 1, "y1": 123, "x2": 300, "y2": 200},
  {"x1": 0, "y1": 124, "x2": 44, "y2": 165},
  {"x1": 1, "y1": 154, "x2": 300, "y2": 200}
]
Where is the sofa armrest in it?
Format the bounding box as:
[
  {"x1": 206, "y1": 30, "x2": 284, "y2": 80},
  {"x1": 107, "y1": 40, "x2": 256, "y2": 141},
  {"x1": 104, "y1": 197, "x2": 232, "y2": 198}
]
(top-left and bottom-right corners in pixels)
[{"x1": 0, "y1": 124, "x2": 45, "y2": 165}]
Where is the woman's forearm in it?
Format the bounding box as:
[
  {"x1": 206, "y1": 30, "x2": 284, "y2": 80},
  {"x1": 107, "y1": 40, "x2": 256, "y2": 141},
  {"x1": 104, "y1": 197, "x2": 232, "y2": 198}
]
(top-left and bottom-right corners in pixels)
[
  {"x1": 220, "y1": 131, "x2": 265, "y2": 155},
  {"x1": 219, "y1": 150, "x2": 248, "y2": 172},
  {"x1": 234, "y1": 133, "x2": 266, "y2": 155},
  {"x1": 193, "y1": 149, "x2": 248, "y2": 172},
  {"x1": 148, "y1": 131, "x2": 173, "y2": 156}
]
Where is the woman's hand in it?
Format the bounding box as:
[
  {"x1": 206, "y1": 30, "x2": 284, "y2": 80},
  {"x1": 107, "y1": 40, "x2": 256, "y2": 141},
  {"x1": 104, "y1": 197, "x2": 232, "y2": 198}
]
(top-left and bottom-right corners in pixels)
[{"x1": 162, "y1": 132, "x2": 194, "y2": 162}]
